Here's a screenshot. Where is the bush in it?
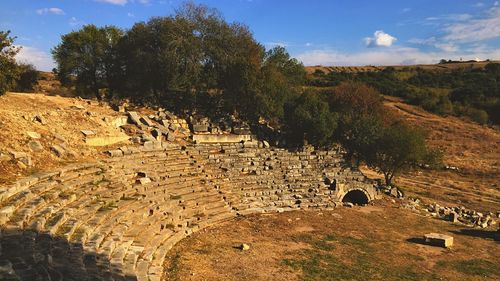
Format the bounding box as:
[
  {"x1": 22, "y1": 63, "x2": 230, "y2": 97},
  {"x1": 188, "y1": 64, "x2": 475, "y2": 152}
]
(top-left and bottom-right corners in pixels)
[
  {"x1": 14, "y1": 64, "x2": 39, "y2": 92},
  {"x1": 465, "y1": 108, "x2": 489, "y2": 124}
]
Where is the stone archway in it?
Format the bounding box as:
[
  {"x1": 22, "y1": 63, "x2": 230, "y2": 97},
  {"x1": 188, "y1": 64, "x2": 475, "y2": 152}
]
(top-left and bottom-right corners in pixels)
[{"x1": 341, "y1": 189, "x2": 370, "y2": 205}]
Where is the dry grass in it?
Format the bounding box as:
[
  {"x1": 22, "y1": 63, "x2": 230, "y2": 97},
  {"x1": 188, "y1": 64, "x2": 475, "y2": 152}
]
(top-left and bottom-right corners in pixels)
[
  {"x1": 0, "y1": 92, "x2": 128, "y2": 183},
  {"x1": 369, "y1": 97, "x2": 500, "y2": 212},
  {"x1": 163, "y1": 200, "x2": 499, "y2": 281}
]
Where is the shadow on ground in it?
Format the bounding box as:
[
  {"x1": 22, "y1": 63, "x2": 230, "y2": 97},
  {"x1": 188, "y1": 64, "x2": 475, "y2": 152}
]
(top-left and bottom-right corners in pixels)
[
  {"x1": 0, "y1": 228, "x2": 137, "y2": 281},
  {"x1": 449, "y1": 228, "x2": 499, "y2": 241}
]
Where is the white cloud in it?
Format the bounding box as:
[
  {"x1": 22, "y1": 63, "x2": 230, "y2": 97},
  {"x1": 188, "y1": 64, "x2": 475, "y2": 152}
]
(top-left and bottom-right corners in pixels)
[
  {"x1": 408, "y1": 37, "x2": 437, "y2": 45},
  {"x1": 36, "y1": 8, "x2": 65, "y2": 15},
  {"x1": 295, "y1": 47, "x2": 500, "y2": 66},
  {"x1": 95, "y1": 0, "x2": 128, "y2": 5},
  {"x1": 265, "y1": 42, "x2": 288, "y2": 48},
  {"x1": 434, "y1": 43, "x2": 459, "y2": 52},
  {"x1": 364, "y1": 31, "x2": 397, "y2": 47},
  {"x1": 69, "y1": 17, "x2": 85, "y2": 26},
  {"x1": 442, "y1": 7, "x2": 500, "y2": 42},
  {"x1": 15, "y1": 45, "x2": 55, "y2": 71}
]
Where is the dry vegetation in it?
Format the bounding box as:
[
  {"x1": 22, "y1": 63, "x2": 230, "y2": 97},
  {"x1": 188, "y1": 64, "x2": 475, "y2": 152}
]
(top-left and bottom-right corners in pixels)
[
  {"x1": 305, "y1": 61, "x2": 500, "y2": 75},
  {"x1": 164, "y1": 200, "x2": 499, "y2": 281},
  {"x1": 375, "y1": 96, "x2": 499, "y2": 212},
  {"x1": 0, "y1": 92, "x2": 128, "y2": 183}
]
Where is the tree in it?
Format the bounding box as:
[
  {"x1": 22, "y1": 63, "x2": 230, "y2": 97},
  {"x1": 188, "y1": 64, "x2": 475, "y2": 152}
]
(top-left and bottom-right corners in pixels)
[
  {"x1": 0, "y1": 30, "x2": 21, "y2": 95},
  {"x1": 52, "y1": 25, "x2": 123, "y2": 98},
  {"x1": 364, "y1": 123, "x2": 441, "y2": 186},
  {"x1": 14, "y1": 63, "x2": 39, "y2": 92},
  {"x1": 284, "y1": 92, "x2": 338, "y2": 147},
  {"x1": 119, "y1": 17, "x2": 202, "y2": 103},
  {"x1": 256, "y1": 46, "x2": 305, "y2": 121}
]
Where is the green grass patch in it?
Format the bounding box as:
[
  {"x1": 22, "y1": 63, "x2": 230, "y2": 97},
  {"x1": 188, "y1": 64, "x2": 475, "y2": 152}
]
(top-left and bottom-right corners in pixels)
[
  {"x1": 438, "y1": 259, "x2": 500, "y2": 278},
  {"x1": 282, "y1": 233, "x2": 436, "y2": 281}
]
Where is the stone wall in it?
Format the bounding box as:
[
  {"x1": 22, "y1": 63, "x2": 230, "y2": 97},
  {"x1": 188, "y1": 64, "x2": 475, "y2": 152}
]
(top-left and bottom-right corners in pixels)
[{"x1": 0, "y1": 141, "x2": 378, "y2": 280}]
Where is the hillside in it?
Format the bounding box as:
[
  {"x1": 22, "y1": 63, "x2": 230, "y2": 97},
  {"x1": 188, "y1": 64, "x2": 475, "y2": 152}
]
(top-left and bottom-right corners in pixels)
[
  {"x1": 0, "y1": 91, "x2": 498, "y2": 212},
  {"x1": 305, "y1": 61, "x2": 500, "y2": 74},
  {"x1": 369, "y1": 96, "x2": 499, "y2": 212}
]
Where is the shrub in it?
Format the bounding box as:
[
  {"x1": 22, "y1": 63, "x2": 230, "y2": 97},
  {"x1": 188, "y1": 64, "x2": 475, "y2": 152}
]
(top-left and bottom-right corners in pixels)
[
  {"x1": 14, "y1": 64, "x2": 39, "y2": 92},
  {"x1": 465, "y1": 108, "x2": 489, "y2": 125}
]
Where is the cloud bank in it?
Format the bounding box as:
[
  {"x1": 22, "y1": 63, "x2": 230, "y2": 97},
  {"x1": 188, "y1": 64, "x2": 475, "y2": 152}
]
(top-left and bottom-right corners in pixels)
[
  {"x1": 296, "y1": 47, "x2": 500, "y2": 66},
  {"x1": 15, "y1": 46, "x2": 55, "y2": 71}
]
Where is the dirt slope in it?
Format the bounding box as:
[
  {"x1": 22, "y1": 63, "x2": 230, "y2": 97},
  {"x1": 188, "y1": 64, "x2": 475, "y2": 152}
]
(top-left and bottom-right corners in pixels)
[
  {"x1": 364, "y1": 96, "x2": 499, "y2": 212},
  {"x1": 0, "y1": 92, "x2": 129, "y2": 183}
]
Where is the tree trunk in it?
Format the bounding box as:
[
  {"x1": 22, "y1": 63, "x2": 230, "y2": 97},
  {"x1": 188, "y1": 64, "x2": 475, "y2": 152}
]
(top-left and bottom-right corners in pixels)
[{"x1": 384, "y1": 172, "x2": 393, "y2": 187}]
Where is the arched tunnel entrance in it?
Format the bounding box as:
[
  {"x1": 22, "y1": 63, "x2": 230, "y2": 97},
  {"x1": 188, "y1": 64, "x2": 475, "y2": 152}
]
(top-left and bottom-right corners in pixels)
[{"x1": 342, "y1": 190, "x2": 369, "y2": 205}]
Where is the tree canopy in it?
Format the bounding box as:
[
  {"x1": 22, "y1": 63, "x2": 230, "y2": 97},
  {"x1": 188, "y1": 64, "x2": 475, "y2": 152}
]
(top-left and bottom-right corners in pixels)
[
  {"x1": 0, "y1": 30, "x2": 20, "y2": 95},
  {"x1": 52, "y1": 25, "x2": 123, "y2": 99}
]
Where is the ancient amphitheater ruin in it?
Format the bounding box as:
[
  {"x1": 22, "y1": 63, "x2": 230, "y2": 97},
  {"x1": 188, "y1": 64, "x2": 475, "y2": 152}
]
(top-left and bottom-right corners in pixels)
[{"x1": 0, "y1": 110, "x2": 379, "y2": 281}]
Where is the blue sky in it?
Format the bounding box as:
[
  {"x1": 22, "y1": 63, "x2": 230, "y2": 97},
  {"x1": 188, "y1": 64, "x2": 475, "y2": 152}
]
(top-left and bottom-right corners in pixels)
[{"x1": 1, "y1": 0, "x2": 500, "y2": 70}]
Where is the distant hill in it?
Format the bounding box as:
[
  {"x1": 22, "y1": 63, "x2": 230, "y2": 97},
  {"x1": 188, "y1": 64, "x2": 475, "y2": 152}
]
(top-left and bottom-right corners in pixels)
[{"x1": 305, "y1": 60, "x2": 500, "y2": 74}]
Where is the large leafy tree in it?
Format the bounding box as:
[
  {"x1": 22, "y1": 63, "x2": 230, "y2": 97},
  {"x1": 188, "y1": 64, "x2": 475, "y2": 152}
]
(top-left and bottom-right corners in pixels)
[
  {"x1": 284, "y1": 92, "x2": 338, "y2": 147},
  {"x1": 257, "y1": 46, "x2": 306, "y2": 121},
  {"x1": 364, "y1": 123, "x2": 441, "y2": 186},
  {"x1": 119, "y1": 16, "x2": 202, "y2": 103},
  {"x1": 0, "y1": 30, "x2": 20, "y2": 95},
  {"x1": 175, "y1": 2, "x2": 265, "y2": 116},
  {"x1": 52, "y1": 25, "x2": 123, "y2": 98}
]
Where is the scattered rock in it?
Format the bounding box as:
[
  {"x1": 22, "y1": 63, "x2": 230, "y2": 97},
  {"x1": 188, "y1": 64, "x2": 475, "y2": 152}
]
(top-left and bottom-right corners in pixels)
[
  {"x1": 10, "y1": 151, "x2": 32, "y2": 166},
  {"x1": 424, "y1": 233, "x2": 453, "y2": 248},
  {"x1": 34, "y1": 115, "x2": 47, "y2": 125},
  {"x1": 51, "y1": 145, "x2": 66, "y2": 157},
  {"x1": 127, "y1": 111, "x2": 142, "y2": 126},
  {"x1": 136, "y1": 177, "x2": 151, "y2": 185},
  {"x1": 53, "y1": 133, "x2": 66, "y2": 143},
  {"x1": 140, "y1": 116, "x2": 155, "y2": 127},
  {"x1": 262, "y1": 140, "x2": 270, "y2": 148},
  {"x1": 28, "y1": 140, "x2": 44, "y2": 152},
  {"x1": 71, "y1": 104, "x2": 85, "y2": 110},
  {"x1": 81, "y1": 130, "x2": 96, "y2": 137},
  {"x1": 343, "y1": 202, "x2": 354, "y2": 208},
  {"x1": 390, "y1": 187, "x2": 403, "y2": 198},
  {"x1": 106, "y1": 150, "x2": 123, "y2": 157},
  {"x1": 238, "y1": 243, "x2": 250, "y2": 251},
  {"x1": 26, "y1": 131, "x2": 41, "y2": 139},
  {"x1": 165, "y1": 132, "x2": 175, "y2": 142},
  {"x1": 111, "y1": 116, "x2": 128, "y2": 128},
  {"x1": 0, "y1": 154, "x2": 11, "y2": 162}
]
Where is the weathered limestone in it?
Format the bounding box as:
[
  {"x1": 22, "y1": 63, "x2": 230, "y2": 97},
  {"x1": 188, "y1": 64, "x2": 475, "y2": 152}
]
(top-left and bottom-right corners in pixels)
[
  {"x1": 424, "y1": 233, "x2": 453, "y2": 248},
  {"x1": 192, "y1": 134, "x2": 252, "y2": 144},
  {"x1": 0, "y1": 141, "x2": 379, "y2": 280},
  {"x1": 85, "y1": 136, "x2": 130, "y2": 146}
]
